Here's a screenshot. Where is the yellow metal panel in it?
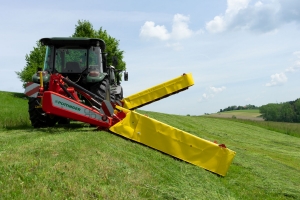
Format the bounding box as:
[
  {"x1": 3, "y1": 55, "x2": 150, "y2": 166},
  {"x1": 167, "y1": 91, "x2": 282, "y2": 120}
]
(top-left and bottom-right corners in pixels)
[
  {"x1": 110, "y1": 107, "x2": 236, "y2": 176},
  {"x1": 122, "y1": 73, "x2": 194, "y2": 110}
]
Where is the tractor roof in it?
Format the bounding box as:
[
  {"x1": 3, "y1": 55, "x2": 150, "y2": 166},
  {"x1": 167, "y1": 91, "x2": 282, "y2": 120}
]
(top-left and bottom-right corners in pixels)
[{"x1": 39, "y1": 37, "x2": 106, "y2": 51}]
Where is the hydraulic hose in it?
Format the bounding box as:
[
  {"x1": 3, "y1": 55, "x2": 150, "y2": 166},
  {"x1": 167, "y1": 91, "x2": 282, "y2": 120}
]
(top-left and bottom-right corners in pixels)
[{"x1": 62, "y1": 77, "x2": 103, "y2": 103}]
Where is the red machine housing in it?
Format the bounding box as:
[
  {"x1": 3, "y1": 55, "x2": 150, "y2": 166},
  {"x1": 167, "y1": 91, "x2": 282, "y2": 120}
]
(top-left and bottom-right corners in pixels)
[{"x1": 40, "y1": 73, "x2": 126, "y2": 128}]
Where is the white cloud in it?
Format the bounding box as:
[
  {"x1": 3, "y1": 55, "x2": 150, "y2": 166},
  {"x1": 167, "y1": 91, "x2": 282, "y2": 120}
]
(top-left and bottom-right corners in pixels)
[
  {"x1": 198, "y1": 86, "x2": 226, "y2": 102},
  {"x1": 205, "y1": 0, "x2": 300, "y2": 33},
  {"x1": 285, "y1": 51, "x2": 300, "y2": 72},
  {"x1": 265, "y1": 72, "x2": 287, "y2": 86},
  {"x1": 266, "y1": 51, "x2": 300, "y2": 86},
  {"x1": 140, "y1": 14, "x2": 202, "y2": 41},
  {"x1": 171, "y1": 14, "x2": 194, "y2": 40},
  {"x1": 209, "y1": 86, "x2": 226, "y2": 93},
  {"x1": 226, "y1": 0, "x2": 251, "y2": 14},
  {"x1": 198, "y1": 93, "x2": 213, "y2": 102},
  {"x1": 202, "y1": 93, "x2": 208, "y2": 99},
  {"x1": 140, "y1": 21, "x2": 170, "y2": 40},
  {"x1": 206, "y1": 16, "x2": 227, "y2": 33},
  {"x1": 285, "y1": 62, "x2": 300, "y2": 72},
  {"x1": 254, "y1": 1, "x2": 263, "y2": 7}
]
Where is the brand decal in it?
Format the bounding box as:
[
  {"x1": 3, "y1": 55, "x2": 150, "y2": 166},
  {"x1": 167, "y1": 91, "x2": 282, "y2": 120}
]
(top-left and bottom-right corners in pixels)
[{"x1": 55, "y1": 100, "x2": 81, "y2": 111}]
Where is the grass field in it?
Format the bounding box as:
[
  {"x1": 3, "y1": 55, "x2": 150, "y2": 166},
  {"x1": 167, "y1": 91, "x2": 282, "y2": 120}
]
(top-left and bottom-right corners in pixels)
[
  {"x1": 0, "y1": 91, "x2": 31, "y2": 128},
  {"x1": 208, "y1": 109, "x2": 300, "y2": 138},
  {"x1": 209, "y1": 109, "x2": 263, "y2": 121},
  {"x1": 1, "y1": 91, "x2": 300, "y2": 199}
]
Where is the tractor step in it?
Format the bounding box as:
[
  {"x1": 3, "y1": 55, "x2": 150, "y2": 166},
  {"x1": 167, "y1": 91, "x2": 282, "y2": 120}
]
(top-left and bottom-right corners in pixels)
[
  {"x1": 122, "y1": 73, "x2": 194, "y2": 110},
  {"x1": 110, "y1": 106, "x2": 236, "y2": 176}
]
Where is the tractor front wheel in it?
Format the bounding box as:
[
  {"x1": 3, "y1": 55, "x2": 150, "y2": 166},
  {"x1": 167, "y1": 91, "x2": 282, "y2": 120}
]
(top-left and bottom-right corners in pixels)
[{"x1": 28, "y1": 97, "x2": 57, "y2": 128}]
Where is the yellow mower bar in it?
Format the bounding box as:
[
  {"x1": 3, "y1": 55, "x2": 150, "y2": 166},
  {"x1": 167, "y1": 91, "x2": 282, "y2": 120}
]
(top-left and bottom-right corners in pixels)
[
  {"x1": 110, "y1": 107, "x2": 236, "y2": 176},
  {"x1": 122, "y1": 73, "x2": 194, "y2": 110}
]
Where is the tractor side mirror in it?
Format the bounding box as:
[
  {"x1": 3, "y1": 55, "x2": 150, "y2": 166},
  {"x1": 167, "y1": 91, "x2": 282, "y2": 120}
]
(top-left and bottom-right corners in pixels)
[{"x1": 124, "y1": 72, "x2": 128, "y2": 81}]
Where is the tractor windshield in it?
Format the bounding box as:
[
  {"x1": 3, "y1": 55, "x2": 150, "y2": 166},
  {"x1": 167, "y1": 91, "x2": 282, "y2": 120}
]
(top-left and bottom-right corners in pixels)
[
  {"x1": 54, "y1": 47, "x2": 87, "y2": 73},
  {"x1": 43, "y1": 46, "x2": 102, "y2": 74}
]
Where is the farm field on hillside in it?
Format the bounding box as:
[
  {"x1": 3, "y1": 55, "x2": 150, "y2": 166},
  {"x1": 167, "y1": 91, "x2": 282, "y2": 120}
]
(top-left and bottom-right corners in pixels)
[
  {"x1": 209, "y1": 109, "x2": 263, "y2": 120},
  {"x1": 1, "y1": 91, "x2": 300, "y2": 199},
  {"x1": 209, "y1": 109, "x2": 300, "y2": 138}
]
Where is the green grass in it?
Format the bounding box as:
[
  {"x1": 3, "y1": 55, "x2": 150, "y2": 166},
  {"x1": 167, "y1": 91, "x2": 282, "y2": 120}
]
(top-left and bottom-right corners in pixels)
[
  {"x1": 208, "y1": 110, "x2": 300, "y2": 138},
  {"x1": 0, "y1": 91, "x2": 31, "y2": 128},
  {"x1": 0, "y1": 91, "x2": 300, "y2": 199}
]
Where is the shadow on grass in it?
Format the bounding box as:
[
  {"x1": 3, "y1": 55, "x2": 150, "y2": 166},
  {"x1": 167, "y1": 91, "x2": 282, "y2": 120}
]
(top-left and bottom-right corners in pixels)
[
  {"x1": 2, "y1": 122, "x2": 98, "y2": 133},
  {"x1": 12, "y1": 92, "x2": 27, "y2": 99},
  {"x1": 37, "y1": 123, "x2": 98, "y2": 134},
  {"x1": 2, "y1": 124, "x2": 32, "y2": 130}
]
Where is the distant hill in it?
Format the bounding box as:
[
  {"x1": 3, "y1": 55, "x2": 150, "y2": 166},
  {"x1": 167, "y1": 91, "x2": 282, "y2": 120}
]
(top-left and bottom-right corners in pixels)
[{"x1": 209, "y1": 109, "x2": 263, "y2": 121}]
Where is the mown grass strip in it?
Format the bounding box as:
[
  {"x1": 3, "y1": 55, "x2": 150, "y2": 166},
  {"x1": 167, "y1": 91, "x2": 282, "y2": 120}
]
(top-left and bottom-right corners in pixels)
[{"x1": 207, "y1": 116, "x2": 300, "y2": 138}]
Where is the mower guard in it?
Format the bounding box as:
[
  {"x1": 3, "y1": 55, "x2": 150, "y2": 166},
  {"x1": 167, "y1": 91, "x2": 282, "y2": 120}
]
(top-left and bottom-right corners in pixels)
[{"x1": 110, "y1": 106, "x2": 236, "y2": 176}]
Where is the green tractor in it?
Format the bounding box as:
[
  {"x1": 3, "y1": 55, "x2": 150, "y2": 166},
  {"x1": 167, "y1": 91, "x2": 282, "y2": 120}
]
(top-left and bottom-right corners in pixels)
[{"x1": 29, "y1": 37, "x2": 128, "y2": 127}]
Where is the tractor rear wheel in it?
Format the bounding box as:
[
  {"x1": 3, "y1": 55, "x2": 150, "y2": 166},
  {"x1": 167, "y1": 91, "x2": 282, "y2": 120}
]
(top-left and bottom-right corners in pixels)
[
  {"x1": 90, "y1": 78, "x2": 115, "y2": 106},
  {"x1": 28, "y1": 97, "x2": 57, "y2": 128},
  {"x1": 90, "y1": 78, "x2": 108, "y2": 102}
]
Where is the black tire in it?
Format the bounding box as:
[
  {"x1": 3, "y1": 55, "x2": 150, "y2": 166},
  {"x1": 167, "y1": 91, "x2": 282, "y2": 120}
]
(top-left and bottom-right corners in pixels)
[
  {"x1": 90, "y1": 79, "x2": 108, "y2": 102},
  {"x1": 90, "y1": 78, "x2": 115, "y2": 107},
  {"x1": 28, "y1": 97, "x2": 57, "y2": 128},
  {"x1": 115, "y1": 87, "x2": 123, "y2": 101}
]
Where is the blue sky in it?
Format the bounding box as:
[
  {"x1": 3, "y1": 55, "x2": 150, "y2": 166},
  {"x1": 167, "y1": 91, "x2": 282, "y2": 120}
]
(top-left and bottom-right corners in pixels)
[{"x1": 0, "y1": 0, "x2": 300, "y2": 115}]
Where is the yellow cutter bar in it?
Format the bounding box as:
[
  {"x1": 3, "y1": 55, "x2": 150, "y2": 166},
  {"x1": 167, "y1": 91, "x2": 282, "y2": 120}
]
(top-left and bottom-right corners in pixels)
[
  {"x1": 110, "y1": 107, "x2": 236, "y2": 176},
  {"x1": 122, "y1": 73, "x2": 194, "y2": 110}
]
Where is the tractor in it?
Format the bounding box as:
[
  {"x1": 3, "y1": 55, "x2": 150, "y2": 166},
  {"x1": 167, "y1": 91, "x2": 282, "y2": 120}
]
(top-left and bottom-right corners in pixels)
[
  {"x1": 29, "y1": 37, "x2": 127, "y2": 128},
  {"x1": 24, "y1": 37, "x2": 236, "y2": 176}
]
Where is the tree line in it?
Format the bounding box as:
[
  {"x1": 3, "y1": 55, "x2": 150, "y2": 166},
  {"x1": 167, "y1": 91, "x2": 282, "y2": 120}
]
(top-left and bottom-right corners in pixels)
[
  {"x1": 219, "y1": 104, "x2": 258, "y2": 112},
  {"x1": 259, "y1": 99, "x2": 300, "y2": 122}
]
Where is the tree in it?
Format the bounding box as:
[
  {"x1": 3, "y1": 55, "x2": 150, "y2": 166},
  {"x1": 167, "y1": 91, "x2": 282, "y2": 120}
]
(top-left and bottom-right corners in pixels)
[
  {"x1": 259, "y1": 104, "x2": 280, "y2": 121},
  {"x1": 260, "y1": 102, "x2": 298, "y2": 122},
  {"x1": 279, "y1": 103, "x2": 295, "y2": 122},
  {"x1": 16, "y1": 41, "x2": 46, "y2": 87},
  {"x1": 72, "y1": 20, "x2": 126, "y2": 71},
  {"x1": 16, "y1": 20, "x2": 126, "y2": 87},
  {"x1": 294, "y1": 99, "x2": 300, "y2": 122}
]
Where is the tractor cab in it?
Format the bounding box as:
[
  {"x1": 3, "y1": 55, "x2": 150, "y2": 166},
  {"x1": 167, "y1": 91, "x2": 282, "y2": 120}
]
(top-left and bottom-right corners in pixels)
[
  {"x1": 38, "y1": 37, "x2": 107, "y2": 84},
  {"x1": 30, "y1": 37, "x2": 126, "y2": 125}
]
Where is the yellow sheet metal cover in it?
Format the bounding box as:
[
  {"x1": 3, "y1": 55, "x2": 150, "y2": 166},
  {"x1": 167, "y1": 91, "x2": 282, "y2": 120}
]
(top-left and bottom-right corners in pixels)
[
  {"x1": 122, "y1": 73, "x2": 194, "y2": 110},
  {"x1": 110, "y1": 108, "x2": 236, "y2": 176}
]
